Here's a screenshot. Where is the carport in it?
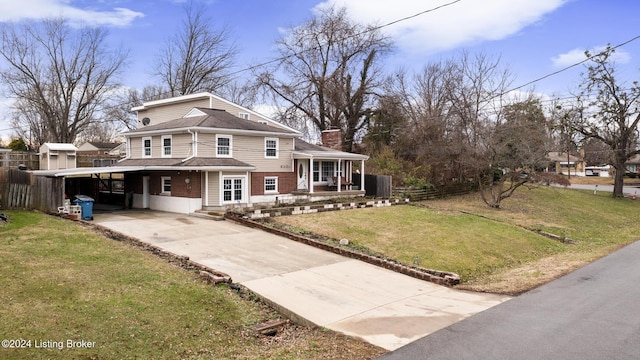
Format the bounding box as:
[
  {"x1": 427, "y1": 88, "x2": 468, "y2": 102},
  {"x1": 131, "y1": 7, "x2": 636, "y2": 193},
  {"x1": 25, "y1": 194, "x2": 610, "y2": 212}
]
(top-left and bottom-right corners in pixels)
[{"x1": 31, "y1": 166, "x2": 144, "y2": 210}]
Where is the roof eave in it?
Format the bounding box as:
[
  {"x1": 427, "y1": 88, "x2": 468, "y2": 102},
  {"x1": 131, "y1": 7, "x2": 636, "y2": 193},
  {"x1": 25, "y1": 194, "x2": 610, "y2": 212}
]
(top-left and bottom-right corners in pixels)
[
  {"x1": 293, "y1": 151, "x2": 368, "y2": 160},
  {"x1": 122, "y1": 126, "x2": 300, "y2": 138}
]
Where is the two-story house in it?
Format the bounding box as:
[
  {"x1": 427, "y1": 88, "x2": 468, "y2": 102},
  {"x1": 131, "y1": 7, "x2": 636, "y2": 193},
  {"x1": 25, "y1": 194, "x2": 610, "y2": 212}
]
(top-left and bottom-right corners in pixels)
[{"x1": 116, "y1": 92, "x2": 367, "y2": 213}]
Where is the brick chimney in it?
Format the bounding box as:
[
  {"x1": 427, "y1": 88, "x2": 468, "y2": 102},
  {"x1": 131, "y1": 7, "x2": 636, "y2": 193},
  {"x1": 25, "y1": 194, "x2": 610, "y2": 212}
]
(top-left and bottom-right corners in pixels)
[{"x1": 321, "y1": 129, "x2": 342, "y2": 150}]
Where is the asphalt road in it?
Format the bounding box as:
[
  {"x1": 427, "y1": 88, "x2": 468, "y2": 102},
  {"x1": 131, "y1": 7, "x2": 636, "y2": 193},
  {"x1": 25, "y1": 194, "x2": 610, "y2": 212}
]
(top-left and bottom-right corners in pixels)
[
  {"x1": 566, "y1": 183, "x2": 640, "y2": 195},
  {"x1": 378, "y1": 240, "x2": 640, "y2": 360}
]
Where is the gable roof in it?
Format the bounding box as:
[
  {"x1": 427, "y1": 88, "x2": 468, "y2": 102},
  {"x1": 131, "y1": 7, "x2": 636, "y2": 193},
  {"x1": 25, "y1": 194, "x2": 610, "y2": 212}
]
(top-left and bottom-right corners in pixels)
[
  {"x1": 87, "y1": 142, "x2": 120, "y2": 150},
  {"x1": 123, "y1": 108, "x2": 299, "y2": 137},
  {"x1": 40, "y1": 143, "x2": 78, "y2": 152},
  {"x1": 131, "y1": 91, "x2": 299, "y2": 133},
  {"x1": 547, "y1": 152, "x2": 583, "y2": 162}
]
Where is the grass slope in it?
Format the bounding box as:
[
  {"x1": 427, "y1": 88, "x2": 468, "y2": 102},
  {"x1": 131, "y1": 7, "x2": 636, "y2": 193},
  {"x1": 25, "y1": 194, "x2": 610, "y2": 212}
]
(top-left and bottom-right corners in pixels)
[{"x1": 275, "y1": 186, "x2": 640, "y2": 294}]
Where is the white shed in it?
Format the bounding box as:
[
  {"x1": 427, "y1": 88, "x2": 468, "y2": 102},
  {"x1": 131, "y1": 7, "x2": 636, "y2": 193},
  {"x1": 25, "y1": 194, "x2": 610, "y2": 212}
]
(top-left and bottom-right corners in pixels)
[{"x1": 39, "y1": 143, "x2": 78, "y2": 170}]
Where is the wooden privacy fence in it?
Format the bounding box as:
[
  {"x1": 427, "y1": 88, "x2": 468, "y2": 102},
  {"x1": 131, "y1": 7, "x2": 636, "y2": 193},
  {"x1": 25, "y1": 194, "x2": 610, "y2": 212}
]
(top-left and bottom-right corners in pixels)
[
  {"x1": 393, "y1": 183, "x2": 476, "y2": 201},
  {"x1": 0, "y1": 169, "x2": 63, "y2": 213},
  {"x1": 0, "y1": 151, "x2": 39, "y2": 170},
  {"x1": 364, "y1": 174, "x2": 392, "y2": 198}
]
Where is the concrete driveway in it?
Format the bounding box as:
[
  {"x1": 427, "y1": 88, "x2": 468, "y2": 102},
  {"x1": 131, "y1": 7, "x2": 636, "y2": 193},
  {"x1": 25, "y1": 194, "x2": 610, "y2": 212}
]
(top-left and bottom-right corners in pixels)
[{"x1": 93, "y1": 210, "x2": 509, "y2": 351}]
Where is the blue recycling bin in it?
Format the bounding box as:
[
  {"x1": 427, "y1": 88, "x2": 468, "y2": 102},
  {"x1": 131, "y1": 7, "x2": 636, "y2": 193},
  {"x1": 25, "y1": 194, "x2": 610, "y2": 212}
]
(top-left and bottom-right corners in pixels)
[{"x1": 74, "y1": 195, "x2": 94, "y2": 220}]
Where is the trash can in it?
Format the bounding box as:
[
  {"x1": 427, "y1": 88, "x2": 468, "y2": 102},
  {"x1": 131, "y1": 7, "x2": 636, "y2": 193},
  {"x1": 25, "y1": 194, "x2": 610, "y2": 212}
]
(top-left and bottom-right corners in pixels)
[{"x1": 73, "y1": 195, "x2": 94, "y2": 220}]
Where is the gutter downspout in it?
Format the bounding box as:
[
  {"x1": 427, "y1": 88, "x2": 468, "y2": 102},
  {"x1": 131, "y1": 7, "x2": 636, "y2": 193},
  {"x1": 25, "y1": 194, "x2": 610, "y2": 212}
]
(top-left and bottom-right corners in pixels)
[
  {"x1": 182, "y1": 130, "x2": 197, "y2": 162},
  {"x1": 123, "y1": 137, "x2": 131, "y2": 160}
]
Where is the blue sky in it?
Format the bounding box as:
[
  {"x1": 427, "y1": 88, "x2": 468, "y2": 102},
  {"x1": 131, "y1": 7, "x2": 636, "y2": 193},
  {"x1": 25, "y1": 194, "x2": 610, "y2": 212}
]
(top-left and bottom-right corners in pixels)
[{"x1": 0, "y1": 0, "x2": 639, "y2": 141}]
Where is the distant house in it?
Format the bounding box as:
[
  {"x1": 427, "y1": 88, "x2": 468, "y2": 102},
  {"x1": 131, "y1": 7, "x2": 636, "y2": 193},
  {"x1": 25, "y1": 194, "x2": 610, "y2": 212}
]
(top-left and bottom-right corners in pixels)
[
  {"x1": 39, "y1": 143, "x2": 77, "y2": 170},
  {"x1": 626, "y1": 154, "x2": 640, "y2": 175},
  {"x1": 77, "y1": 142, "x2": 122, "y2": 155},
  {"x1": 77, "y1": 141, "x2": 124, "y2": 167},
  {"x1": 547, "y1": 152, "x2": 585, "y2": 176}
]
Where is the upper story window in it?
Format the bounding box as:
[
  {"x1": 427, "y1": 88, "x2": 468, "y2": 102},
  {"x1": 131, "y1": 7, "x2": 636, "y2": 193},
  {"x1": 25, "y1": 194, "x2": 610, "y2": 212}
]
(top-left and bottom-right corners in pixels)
[
  {"x1": 142, "y1": 137, "x2": 152, "y2": 158},
  {"x1": 216, "y1": 135, "x2": 232, "y2": 158},
  {"x1": 162, "y1": 135, "x2": 172, "y2": 157},
  {"x1": 265, "y1": 138, "x2": 278, "y2": 158},
  {"x1": 238, "y1": 112, "x2": 250, "y2": 120}
]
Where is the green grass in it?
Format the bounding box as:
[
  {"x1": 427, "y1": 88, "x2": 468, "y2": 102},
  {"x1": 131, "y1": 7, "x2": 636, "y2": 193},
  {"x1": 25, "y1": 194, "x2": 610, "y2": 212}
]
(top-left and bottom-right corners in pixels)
[
  {"x1": 0, "y1": 211, "x2": 384, "y2": 360},
  {"x1": 275, "y1": 186, "x2": 640, "y2": 286}
]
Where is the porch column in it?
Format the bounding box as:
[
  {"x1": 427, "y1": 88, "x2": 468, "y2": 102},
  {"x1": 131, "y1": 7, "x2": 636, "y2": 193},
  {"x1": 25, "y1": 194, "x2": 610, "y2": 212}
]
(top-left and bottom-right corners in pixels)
[
  {"x1": 337, "y1": 160, "x2": 342, "y2": 192},
  {"x1": 361, "y1": 160, "x2": 365, "y2": 192},
  {"x1": 309, "y1": 159, "x2": 314, "y2": 194}
]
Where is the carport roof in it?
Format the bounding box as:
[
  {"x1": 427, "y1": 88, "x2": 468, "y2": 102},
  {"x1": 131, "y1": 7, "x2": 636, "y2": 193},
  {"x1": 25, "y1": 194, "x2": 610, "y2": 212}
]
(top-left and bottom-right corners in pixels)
[{"x1": 31, "y1": 157, "x2": 255, "y2": 177}]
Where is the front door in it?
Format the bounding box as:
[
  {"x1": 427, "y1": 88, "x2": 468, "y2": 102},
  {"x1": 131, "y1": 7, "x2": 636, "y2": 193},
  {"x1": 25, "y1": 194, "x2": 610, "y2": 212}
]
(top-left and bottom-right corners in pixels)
[{"x1": 297, "y1": 160, "x2": 308, "y2": 191}]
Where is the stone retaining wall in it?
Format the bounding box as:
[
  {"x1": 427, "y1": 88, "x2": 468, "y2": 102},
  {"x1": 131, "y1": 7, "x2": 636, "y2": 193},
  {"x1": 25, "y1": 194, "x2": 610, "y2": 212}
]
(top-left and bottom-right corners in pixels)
[{"x1": 243, "y1": 198, "x2": 410, "y2": 219}]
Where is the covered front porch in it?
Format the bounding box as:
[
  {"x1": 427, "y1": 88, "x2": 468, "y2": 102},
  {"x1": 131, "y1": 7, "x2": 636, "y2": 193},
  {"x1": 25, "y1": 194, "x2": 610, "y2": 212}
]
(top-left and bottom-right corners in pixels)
[{"x1": 293, "y1": 139, "x2": 368, "y2": 197}]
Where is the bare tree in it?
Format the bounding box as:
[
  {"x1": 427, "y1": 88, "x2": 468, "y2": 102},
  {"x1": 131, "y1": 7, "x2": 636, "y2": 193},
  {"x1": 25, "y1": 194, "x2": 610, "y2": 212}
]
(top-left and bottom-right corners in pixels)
[
  {"x1": 375, "y1": 53, "x2": 512, "y2": 185},
  {"x1": 257, "y1": 5, "x2": 392, "y2": 151},
  {"x1": 572, "y1": 46, "x2": 640, "y2": 197},
  {"x1": 155, "y1": 2, "x2": 237, "y2": 97},
  {"x1": 0, "y1": 18, "x2": 127, "y2": 145},
  {"x1": 107, "y1": 85, "x2": 167, "y2": 131},
  {"x1": 480, "y1": 97, "x2": 551, "y2": 208}
]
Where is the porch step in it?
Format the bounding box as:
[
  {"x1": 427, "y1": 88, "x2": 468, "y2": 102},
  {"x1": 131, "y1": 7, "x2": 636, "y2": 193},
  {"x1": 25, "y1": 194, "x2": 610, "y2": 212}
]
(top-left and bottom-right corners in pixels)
[{"x1": 191, "y1": 210, "x2": 226, "y2": 221}]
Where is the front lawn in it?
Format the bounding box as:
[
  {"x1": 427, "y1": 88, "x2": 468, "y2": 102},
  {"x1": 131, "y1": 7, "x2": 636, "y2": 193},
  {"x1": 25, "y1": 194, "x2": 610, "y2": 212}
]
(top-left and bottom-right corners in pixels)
[{"x1": 0, "y1": 211, "x2": 385, "y2": 360}]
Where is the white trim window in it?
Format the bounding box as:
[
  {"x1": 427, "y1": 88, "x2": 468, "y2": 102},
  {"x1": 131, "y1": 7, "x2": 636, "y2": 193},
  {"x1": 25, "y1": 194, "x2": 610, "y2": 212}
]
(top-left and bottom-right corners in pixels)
[
  {"x1": 161, "y1": 176, "x2": 171, "y2": 195},
  {"x1": 216, "y1": 135, "x2": 232, "y2": 158},
  {"x1": 142, "y1": 137, "x2": 152, "y2": 158},
  {"x1": 222, "y1": 177, "x2": 244, "y2": 203},
  {"x1": 264, "y1": 176, "x2": 278, "y2": 193},
  {"x1": 265, "y1": 138, "x2": 278, "y2": 158},
  {"x1": 161, "y1": 135, "x2": 172, "y2": 157},
  {"x1": 238, "y1": 112, "x2": 250, "y2": 120},
  {"x1": 321, "y1": 161, "x2": 335, "y2": 182}
]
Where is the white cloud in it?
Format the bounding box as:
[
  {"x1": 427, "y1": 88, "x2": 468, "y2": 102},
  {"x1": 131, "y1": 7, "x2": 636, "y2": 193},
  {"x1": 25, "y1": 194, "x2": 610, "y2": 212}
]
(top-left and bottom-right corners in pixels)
[
  {"x1": 315, "y1": 0, "x2": 568, "y2": 55},
  {"x1": 552, "y1": 46, "x2": 631, "y2": 68},
  {"x1": 0, "y1": 0, "x2": 143, "y2": 27}
]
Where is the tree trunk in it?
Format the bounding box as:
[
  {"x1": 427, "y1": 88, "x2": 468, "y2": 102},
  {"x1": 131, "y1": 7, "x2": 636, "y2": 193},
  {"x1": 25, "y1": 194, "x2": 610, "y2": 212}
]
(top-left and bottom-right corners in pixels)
[{"x1": 613, "y1": 163, "x2": 625, "y2": 198}]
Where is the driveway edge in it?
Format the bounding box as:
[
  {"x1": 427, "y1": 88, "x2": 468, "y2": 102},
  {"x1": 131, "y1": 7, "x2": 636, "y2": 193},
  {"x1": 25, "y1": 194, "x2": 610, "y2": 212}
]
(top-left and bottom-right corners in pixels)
[
  {"x1": 224, "y1": 212, "x2": 460, "y2": 287},
  {"x1": 89, "y1": 222, "x2": 233, "y2": 283}
]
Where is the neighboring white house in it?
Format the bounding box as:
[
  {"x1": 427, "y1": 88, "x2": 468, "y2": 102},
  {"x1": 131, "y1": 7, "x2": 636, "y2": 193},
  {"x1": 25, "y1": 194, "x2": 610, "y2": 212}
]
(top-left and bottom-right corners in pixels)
[{"x1": 39, "y1": 143, "x2": 78, "y2": 170}]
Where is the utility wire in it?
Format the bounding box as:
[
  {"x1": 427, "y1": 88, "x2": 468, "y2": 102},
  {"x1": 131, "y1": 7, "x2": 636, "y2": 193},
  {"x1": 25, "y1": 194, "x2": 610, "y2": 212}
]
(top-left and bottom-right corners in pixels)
[
  {"x1": 497, "y1": 34, "x2": 640, "y2": 97},
  {"x1": 226, "y1": 0, "x2": 463, "y2": 78}
]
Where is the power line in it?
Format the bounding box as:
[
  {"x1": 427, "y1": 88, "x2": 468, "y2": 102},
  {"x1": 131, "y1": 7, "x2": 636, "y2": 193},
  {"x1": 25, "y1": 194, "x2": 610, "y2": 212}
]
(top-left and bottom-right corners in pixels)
[
  {"x1": 498, "y1": 34, "x2": 640, "y2": 97},
  {"x1": 226, "y1": 0, "x2": 463, "y2": 78}
]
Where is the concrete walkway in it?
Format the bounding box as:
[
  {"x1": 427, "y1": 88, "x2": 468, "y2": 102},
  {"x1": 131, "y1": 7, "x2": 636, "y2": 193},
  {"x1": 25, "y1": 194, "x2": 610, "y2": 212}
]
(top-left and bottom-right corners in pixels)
[{"x1": 93, "y1": 210, "x2": 509, "y2": 351}]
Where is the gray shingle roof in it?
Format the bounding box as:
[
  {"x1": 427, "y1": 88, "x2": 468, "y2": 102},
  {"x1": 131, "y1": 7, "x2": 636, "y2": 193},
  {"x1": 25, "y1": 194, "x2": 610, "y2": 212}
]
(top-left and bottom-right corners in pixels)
[{"x1": 117, "y1": 157, "x2": 253, "y2": 168}]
